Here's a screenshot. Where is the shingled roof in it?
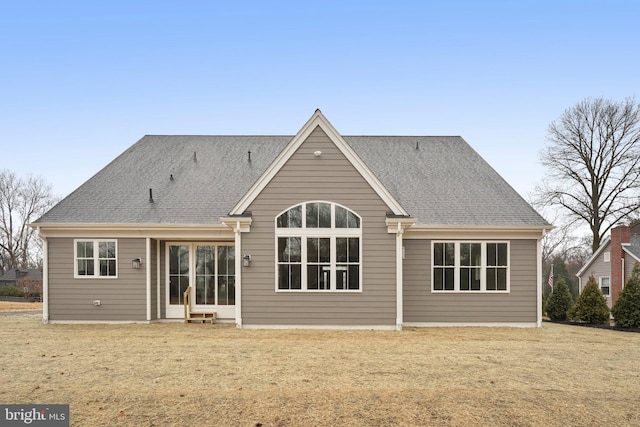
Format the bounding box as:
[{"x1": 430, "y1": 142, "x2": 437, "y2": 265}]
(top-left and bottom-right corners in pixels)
[{"x1": 36, "y1": 133, "x2": 549, "y2": 227}]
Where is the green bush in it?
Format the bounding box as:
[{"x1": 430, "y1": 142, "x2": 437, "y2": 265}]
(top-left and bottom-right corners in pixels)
[
  {"x1": 611, "y1": 263, "x2": 640, "y2": 328},
  {"x1": 546, "y1": 279, "x2": 573, "y2": 321},
  {"x1": 568, "y1": 275, "x2": 610, "y2": 324},
  {"x1": 0, "y1": 285, "x2": 22, "y2": 297}
]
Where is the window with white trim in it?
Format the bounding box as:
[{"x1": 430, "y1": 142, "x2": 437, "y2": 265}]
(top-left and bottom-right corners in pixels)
[
  {"x1": 75, "y1": 240, "x2": 117, "y2": 278},
  {"x1": 603, "y1": 252, "x2": 610, "y2": 263},
  {"x1": 599, "y1": 277, "x2": 610, "y2": 296},
  {"x1": 432, "y1": 241, "x2": 509, "y2": 292},
  {"x1": 276, "y1": 202, "x2": 361, "y2": 291}
]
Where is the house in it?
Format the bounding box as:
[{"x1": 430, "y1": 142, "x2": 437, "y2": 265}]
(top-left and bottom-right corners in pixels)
[
  {"x1": 0, "y1": 268, "x2": 43, "y2": 288},
  {"x1": 32, "y1": 110, "x2": 551, "y2": 328},
  {"x1": 576, "y1": 222, "x2": 640, "y2": 308},
  {"x1": 0, "y1": 269, "x2": 43, "y2": 299}
]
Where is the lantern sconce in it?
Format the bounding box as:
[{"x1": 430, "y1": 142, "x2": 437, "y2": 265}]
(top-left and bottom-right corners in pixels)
[
  {"x1": 243, "y1": 254, "x2": 251, "y2": 267},
  {"x1": 132, "y1": 258, "x2": 142, "y2": 269}
]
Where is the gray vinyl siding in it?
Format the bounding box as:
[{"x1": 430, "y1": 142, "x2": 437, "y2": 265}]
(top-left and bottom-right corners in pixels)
[
  {"x1": 47, "y1": 237, "x2": 147, "y2": 321},
  {"x1": 403, "y1": 239, "x2": 538, "y2": 323},
  {"x1": 241, "y1": 126, "x2": 397, "y2": 326}
]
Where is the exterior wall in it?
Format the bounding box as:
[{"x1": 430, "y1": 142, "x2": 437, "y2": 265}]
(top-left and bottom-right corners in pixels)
[
  {"x1": 241, "y1": 126, "x2": 397, "y2": 326},
  {"x1": 403, "y1": 239, "x2": 538, "y2": 323},
  {"x1": 47, "y1": 237, "x2": 147, "y2": 321}
]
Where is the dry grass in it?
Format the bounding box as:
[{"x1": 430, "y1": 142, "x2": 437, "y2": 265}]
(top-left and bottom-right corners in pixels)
[
  {"x1": 1, "y1": 316, "x2": 639, "y2": 427},
  {"x1": 0, "y1": 300, "x2": 42, "y2": 312}
]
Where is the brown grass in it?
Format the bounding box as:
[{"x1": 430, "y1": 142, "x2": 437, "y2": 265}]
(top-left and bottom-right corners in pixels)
[
  {"x1": 1, "y1": 316, "x2": 639, "y2": 427},
  {"x1": 0, "y1": 300, "x2": 42, "y2": 312}
]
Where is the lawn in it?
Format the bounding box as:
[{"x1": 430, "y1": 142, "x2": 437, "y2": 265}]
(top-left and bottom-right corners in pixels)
[
  {"x1": 0, "y1": 300, "x2": 42, "y2": 312},
  {"x1": 1, "y1": 315, "x2": 639, "y2": 427}
]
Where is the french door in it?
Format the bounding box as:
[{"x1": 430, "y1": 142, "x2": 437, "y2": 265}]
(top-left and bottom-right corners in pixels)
[{"x1": 165, "y1": 243, "x2": 235, "y2": 318}]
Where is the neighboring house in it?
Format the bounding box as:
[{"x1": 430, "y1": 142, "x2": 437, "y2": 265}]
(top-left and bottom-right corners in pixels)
[
  {"x1": 576, "y1": 222, "x2": 640, "y2": 308},
  {"x1": 0, "y1": 269, "x2": 43, "y2": 288},
  {"x1": 0, "y1": 268, "x2": 43, "y2": 299},
  {"x1": 32, "y1": 110, "x2": 551, "y2": 328}
]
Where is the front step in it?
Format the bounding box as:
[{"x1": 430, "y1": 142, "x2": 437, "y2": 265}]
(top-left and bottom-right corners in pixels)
[{"x1": 185, "y1": 311, "x2": 217, "y2": 324}]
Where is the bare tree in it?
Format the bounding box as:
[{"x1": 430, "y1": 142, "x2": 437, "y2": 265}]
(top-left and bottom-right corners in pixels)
[
  {"x1": 538, "y1": 97, "x2": 640, "y2": 253},
  {"x1": 0, "y1": 170, "x2": 56, "y2": 271}
]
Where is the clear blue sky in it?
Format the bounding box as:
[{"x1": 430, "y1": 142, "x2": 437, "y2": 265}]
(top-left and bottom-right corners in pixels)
[{"x1": 1, "y1": 1, "x2": 638, "y2": 202}]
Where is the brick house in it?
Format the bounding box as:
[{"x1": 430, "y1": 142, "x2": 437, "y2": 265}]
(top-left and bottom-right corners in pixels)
[{"x1": 576, "y1": 222, "x2": 640, "y2": 308}]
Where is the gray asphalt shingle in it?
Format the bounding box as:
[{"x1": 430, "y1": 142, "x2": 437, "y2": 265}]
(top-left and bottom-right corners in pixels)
[{"x1": 36, "y1": 134, "x2": 549, "y2": 227}]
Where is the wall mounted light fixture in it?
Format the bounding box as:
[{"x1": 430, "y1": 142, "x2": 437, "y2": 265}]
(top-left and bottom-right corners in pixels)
[{"x1": 132, "y1": 258, "x2": 142, "y2": 269}]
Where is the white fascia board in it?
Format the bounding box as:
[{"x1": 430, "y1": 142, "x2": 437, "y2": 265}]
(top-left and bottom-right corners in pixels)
[
  {"x1": 240, "y1": 324, "x2": 397, "y2": 331},
  {"x1": 229, "y1": 110, "x2": 408, "y2": 216},
  {"x1": 403, "y1": 322, "x2": 538, "y2": 328},
  {"x1": 575, "y1": 237, "x2": 611, "y2": 278},
  {"x1": 34, "y1": 223, "x2": 234, "y2": 239},
  {"x1": 404, "y1": 225, "x2": 551, "y2": 240},
  {"x1": 47, "y1": 320, "x2": 152, "y2": 325}
]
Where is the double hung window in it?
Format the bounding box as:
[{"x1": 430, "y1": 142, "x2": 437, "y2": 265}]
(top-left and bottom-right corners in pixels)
[
  {"x1": 432, "y1": 241, "x2": 509, "y2": 292},
  {"x1": 276, "y1": 202, "x2": 361, "y2": 291},
  {"x1": 599, "y1": 277, "x2": 610, "y2": 296},
  {"x1": 75, "y1": 240, "x2": 117, "y2": 278}
]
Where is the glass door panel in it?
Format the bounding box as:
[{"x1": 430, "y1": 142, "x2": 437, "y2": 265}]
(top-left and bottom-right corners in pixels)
[
  {"x1": 217, "y1": 246, "x2": 235, "y2": 305},
  {"x1": 195, "y1": 245, "x2": 216, "y2": 305}
]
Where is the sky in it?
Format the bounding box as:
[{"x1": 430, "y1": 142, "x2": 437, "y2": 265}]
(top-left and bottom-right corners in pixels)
[{"x1": 1, "y1": 0, "x2": 638, "y2": 204}]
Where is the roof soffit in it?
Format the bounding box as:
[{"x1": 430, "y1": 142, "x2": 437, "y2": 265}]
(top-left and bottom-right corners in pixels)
[{"x1": 229, "y1": 110, "x2": 408, "y2": 216}]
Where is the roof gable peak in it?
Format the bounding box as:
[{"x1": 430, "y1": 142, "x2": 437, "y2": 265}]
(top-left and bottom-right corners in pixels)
[{"x1": 230, "y1": 110, "x2": 407, "y2": 216}]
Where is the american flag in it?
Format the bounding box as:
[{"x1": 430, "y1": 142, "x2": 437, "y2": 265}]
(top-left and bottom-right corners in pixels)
[{"x1": 548, "y1": 270, "x2": 554, "y2": 290}]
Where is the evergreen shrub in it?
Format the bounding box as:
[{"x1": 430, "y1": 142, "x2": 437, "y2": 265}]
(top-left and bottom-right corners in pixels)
[
  {"x1": 568, "y1": 275, "x2": 610, "y2": 324},
  {"x1": 611, "y1": 263, "x2": 640, "y2": 328}
]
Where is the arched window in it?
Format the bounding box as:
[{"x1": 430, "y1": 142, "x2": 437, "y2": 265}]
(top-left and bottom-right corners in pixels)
[{"x1": 276, "y1": 202, "x2": 361, "y2": 291}]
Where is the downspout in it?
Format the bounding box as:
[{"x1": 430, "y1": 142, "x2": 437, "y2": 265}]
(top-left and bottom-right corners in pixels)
[
  {"x1": 157, "y1": 241, "x2": 161, "y2": 319},
  {"x1": 536, "y1": 232, "x2": 544, "y2": 328},
  {"x1": 578, "y1": 276, "x2": 582, "y2": 294},
  {"x1": 146, "y1": 237, "x2": 151, "y2": 321},
  {"x1": 395, "y1": 222, "x2": 404, "y2": 331},
  {"x1": 234, "y1": 221, "x2": 242, "y2": 328},
  {"x1": 38, "y1": 227, "x2": 49, "y2": 324}
]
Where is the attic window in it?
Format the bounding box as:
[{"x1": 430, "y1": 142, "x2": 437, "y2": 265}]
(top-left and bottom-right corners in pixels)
[
  {"x1": 276, "y1": 202, "x2": 360, "y2": 229},
  {"x1": 604, "y1": 252, "x2": 610, "y2": 263}
]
